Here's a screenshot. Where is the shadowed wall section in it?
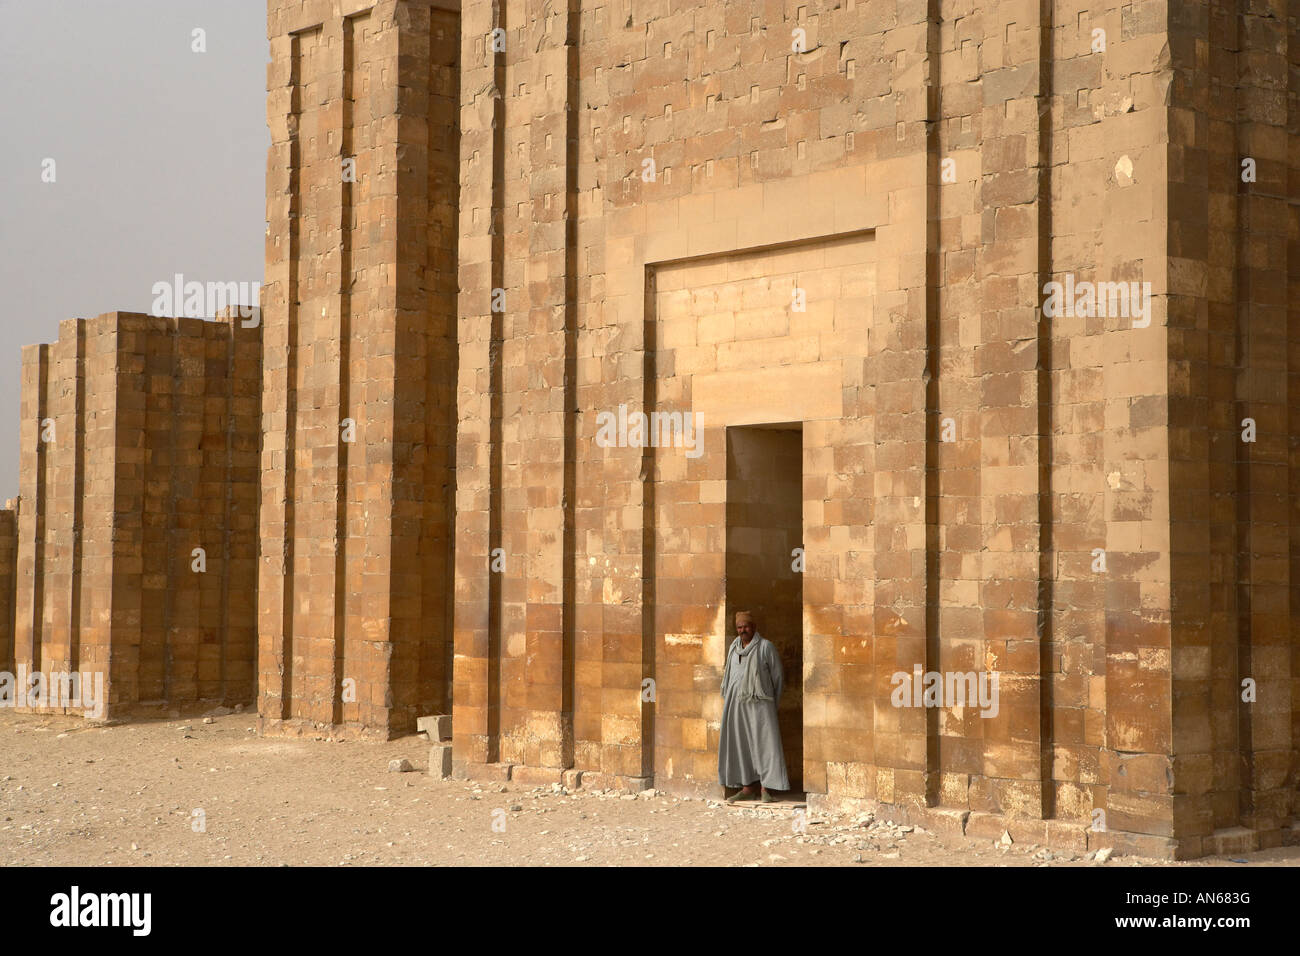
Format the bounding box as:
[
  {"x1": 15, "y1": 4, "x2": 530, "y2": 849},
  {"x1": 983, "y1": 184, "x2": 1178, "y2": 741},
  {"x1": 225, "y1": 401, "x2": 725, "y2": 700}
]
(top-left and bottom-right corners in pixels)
[{"x1": 11, "y1": 312, "x2": 261, "y2": 717}]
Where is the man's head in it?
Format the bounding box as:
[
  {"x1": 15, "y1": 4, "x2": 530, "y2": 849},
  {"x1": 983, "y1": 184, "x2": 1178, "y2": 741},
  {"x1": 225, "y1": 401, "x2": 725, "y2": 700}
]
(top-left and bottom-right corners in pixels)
[{"x1": 735, "y1": 611, "x2": 756, "y2": 639}]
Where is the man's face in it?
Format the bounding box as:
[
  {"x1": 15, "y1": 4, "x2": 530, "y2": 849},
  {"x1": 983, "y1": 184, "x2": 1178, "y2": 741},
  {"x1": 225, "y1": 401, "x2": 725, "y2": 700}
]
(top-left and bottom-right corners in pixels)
[{"x1": 736, "y1": 616, "x2": 755, "y2": 638}]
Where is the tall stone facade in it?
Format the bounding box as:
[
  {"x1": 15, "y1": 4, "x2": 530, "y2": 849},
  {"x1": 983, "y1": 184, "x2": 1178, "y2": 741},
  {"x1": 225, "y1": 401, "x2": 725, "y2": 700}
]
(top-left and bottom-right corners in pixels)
[
  {"x1": 258, "y1": 0, "x2": 460, "y2": 737},
  {"x1": 2, "y1": 0, "x2": 1296, "y2": 861},
  {"x1": 9, "y1": 313, "x2": 261, "y2": 717},
  {"x1": 443, "y1": 0, "x2": 1297, "y2": 858}
]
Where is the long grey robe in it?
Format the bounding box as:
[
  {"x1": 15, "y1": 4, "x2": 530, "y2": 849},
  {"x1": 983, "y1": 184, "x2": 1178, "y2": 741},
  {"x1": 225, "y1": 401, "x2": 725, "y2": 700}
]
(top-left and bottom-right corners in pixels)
[{"x1": 717, "y1": 633, "x2": 790, "y2": 790}]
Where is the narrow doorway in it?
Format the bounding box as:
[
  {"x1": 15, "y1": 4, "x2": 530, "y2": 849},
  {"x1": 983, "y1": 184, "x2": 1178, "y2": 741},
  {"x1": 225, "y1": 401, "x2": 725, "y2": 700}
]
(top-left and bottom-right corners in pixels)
[{"x1": 725, "y1": 424, "x2": 803, "y2": 794}]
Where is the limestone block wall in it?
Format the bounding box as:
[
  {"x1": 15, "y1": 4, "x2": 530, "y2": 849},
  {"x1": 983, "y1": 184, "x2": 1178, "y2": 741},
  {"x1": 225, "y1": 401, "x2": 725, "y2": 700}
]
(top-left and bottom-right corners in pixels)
[
  {"x1": 927, "y1": 0, "x2": 1174, "y2": 850},
  {"x1": 454, "y1": 0, "x2": 585, "y2": 777},
  {"x1": 262, "y1": 0, "x2": 1299, "y2": 858},
  {"x1": 1165, "y1": 0, "x2": 1300, "y2": 858},
  {"x1": 259, "y1": 0, "x2": 460, "y2": 739},
  {"x1": 5, "y1": 0, "x2": 1294, "y2": 863},
  {"x1": 12, "y1": 312, "x2": 261, "y2": 717},
  {"x1": 0, "y1": 502, "x2": 16, "y2": 678},
  {"x1": 447, "y1": 0, "x2": 1192, "y2": 856}
]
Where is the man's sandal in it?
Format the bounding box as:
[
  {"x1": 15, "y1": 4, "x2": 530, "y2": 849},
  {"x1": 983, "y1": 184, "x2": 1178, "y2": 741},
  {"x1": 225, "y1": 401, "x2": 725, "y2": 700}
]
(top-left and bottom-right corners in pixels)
[{"x1": 761, "y1": 791, "x2": 775, "y2": 803}]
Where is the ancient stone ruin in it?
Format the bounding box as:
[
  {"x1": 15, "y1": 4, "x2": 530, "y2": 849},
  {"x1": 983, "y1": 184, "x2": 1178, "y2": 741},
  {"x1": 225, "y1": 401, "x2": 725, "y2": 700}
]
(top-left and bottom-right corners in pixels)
[{"x1": 1, "y1": 0, "x2": 1297, "y2": 860}]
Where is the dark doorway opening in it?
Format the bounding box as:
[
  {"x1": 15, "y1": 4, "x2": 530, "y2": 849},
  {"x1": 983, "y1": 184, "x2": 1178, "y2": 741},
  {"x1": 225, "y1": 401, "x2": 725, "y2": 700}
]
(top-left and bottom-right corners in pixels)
[{"x1": 725, "y1": 424, "x2": 803, "y2": 795}]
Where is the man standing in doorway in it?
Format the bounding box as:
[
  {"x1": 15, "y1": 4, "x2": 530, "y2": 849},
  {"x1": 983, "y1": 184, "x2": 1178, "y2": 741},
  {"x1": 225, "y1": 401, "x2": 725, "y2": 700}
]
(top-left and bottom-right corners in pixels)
[{"x1": 718, "y1": 610, "x2": 789, "y2": 802}]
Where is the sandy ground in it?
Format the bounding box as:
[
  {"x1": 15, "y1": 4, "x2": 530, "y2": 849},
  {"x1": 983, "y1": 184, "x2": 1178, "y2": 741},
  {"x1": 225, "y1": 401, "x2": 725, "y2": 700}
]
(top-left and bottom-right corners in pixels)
[{"x1": 2, "y1": 709, "x2": 1297, "y2": 868}]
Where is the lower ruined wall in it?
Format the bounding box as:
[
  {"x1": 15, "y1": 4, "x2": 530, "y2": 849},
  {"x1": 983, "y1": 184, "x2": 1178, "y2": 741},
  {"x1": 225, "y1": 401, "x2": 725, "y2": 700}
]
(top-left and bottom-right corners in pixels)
[
  {"x1": 11, "y1": 312, "x2": 262, "y2": 719},
  {"x1": 0, "y1": 503, "x2": 16, "y2": 677}
]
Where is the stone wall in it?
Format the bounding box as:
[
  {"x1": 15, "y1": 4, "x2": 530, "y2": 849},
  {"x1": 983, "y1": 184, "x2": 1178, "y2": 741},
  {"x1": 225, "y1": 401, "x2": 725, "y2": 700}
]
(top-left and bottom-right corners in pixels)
[
  {"x1": 0, "y1": 501, "x2": 16, "y2": 678},
  {"x1": 0, "y1": 0, "x2": 1201, "y2": 858},
  {"x1": 11, "y1": 312, "x2": 261, "y2": 718},
  {"x1": 258, "y1": 0, "x2": 461, "y2": 738},
  {"x1": 1164, "y1": 0, "x2": 1300, "y2": 859},
  {"x1": 435, "y1": 0, "x2": 1298, "y2": 858},
  {"x1": 249, "y1": 0, "x2": 1300, "y2": 856}
]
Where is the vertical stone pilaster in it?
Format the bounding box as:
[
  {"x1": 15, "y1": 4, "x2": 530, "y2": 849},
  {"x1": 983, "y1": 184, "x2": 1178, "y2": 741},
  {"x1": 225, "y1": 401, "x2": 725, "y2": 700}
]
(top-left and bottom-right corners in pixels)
[
  {"x1": 490, "y1": 0, "x2": 578, "y2": 773},
  {"x1": 969, "y1": 1, "x2": 1048, "y2": 823},
  {"x1": 1232, "y1": 0, "x2": 1292, "y2": 836},
  {"x1": 261, "y1": 0, "x2": 460, "y2": 739},
  {"x1": 15, "y1": 343, "x2": 49, "y2": 677},
  {"x1": 868, "y1": 5, "x2": 935, "y2": 812},
  {"x1": 453, "y1": 0, "x2": 505, "y2": 768},
  {"x1": 0, "y1": 504, "x2": 18, "y2": 678}
]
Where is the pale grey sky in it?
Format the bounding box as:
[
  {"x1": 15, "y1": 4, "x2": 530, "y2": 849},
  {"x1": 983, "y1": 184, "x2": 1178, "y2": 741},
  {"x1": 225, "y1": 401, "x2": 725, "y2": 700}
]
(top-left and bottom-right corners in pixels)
[{"x1": 0, "y1": 0, "x2": 268, "y2": 498}]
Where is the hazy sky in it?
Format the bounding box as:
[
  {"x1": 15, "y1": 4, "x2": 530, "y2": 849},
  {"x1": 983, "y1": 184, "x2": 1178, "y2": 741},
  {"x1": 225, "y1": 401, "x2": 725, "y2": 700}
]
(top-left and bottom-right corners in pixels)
[{"x1": 0, "y1": 0, "x2": 267, "y2": 498}]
